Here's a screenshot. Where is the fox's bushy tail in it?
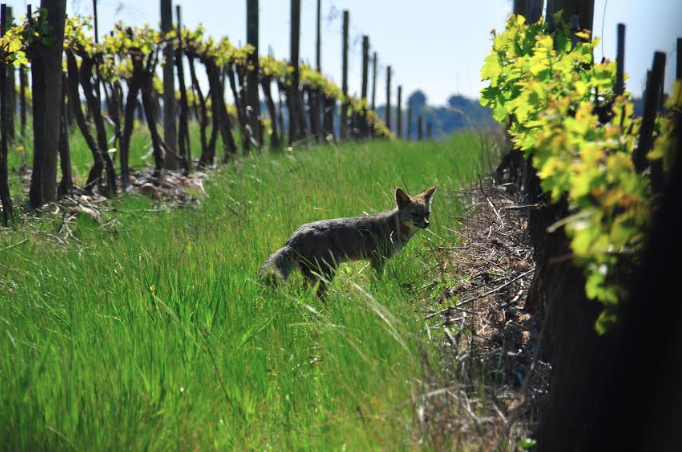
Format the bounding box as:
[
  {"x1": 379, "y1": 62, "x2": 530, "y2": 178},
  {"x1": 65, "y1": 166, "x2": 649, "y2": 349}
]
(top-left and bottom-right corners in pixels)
[{"x1": 259, "y1": 245, "x2": 298, "y2": 286}]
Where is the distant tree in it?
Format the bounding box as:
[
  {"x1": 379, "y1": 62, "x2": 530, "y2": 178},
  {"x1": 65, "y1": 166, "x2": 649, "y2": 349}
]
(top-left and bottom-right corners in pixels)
[
  {"x1": 400, "y1": 91, "x2": 498, "y2": 140},
  {"x1": 408, "y1": 90, "x2": 427, "y2": 109},
  {"x1": 447, "y1": 95, "x2": 471, "y2": 110},
  {"x1": 632, "y1": 96, "x2": 644, "y2": 118}
]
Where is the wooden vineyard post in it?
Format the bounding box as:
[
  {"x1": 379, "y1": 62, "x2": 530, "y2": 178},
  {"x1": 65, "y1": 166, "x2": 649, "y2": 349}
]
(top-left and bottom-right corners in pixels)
[
  {"x1": 371, "y1": 52, "x2": 377, "y2": 111},
  {"x1": 513, "y1": 0, "x2": 526, "y2": 16},
  {"x1": 677, "y1": 37, "x2": 681, "y2": 80},
  {"x1": 246, "y1": 0, "x2": 260, "y2": 149},
  {"x1": 289, "y1": 0, "x2": 302, "y2": 144},
  {"x1": 341, "y1": 10, "x2": 349, "y2": 140},
  {"x1": 92, "y1": 0, "x2": 99, "y2": 43},
  {"x1": 176, "y1": 5, "x2": 191, "y2": 170},
  {"x1": 633, "y1": 52, "x2": 666, "y2": 177},
  {"x1": 361, "y1": 35, "x2": 369, "y2": 138},
  {"x1": 316, "y1": 0, "x2": 322, "y2": 72},
  {"x1": 417, "y1": 115, "x2": 423, "y2": 141},
  {"x1": 529, "y1": 0, "x2": 542, "y2": 22},
  {"x1": 396, "y1": 85, "x2": 402, "y2": 139},
  {"x1": 370, "y1": 52, "x2": 377, "y2": 137},
  {"x1": 550, "y1": 0, "x2": 595, "y2": 33},
  {"x1": 406, "y1": 100, "x2": 412, "y2": 140},
  {"x1": 19, "y1": 60, "x2": 26, "y2": 139},
  {"x1": 19, "y1": 4, "x2": 27, "y2": 142},
  {"x1": 5, "y1": 6, "x2": 13, "y2": 142},
  {"x1": 514, "y1": 0, "x2": 540, "y2": 18},
  {"x1": 160, "y1": 0, "x2": 178, "y2": 168},
  {"x1": 615, "y1": 24, "x2": 625, "y2": 96},
  {"x1": 0, "y1": 4, "x2": 12, "y2": 223},
  {"x1": 316, "y1": 0, "x2": 323, "y2": 141},
  {"x1": 385, "y1": 65, "x2": 391, "y2": 132},
  {"x1": 645, "y1": 52, "x2": 667, "y2": 194}
]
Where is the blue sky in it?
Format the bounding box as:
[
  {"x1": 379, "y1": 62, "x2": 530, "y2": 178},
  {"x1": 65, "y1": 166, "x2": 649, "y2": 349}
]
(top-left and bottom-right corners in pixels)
[{"x1": 11, "y1": 0, "x2": 682, "y2": 106}]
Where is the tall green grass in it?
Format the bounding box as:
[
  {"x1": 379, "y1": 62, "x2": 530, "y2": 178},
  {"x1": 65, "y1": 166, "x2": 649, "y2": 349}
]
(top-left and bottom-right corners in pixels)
[{"x1": 1, "y1": 135, "x2": 486, "y2": 450}]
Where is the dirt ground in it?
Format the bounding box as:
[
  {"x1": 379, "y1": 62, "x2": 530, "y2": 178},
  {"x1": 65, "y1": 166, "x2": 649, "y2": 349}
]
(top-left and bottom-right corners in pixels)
[{"x1": 418, "y1": 178, "x2": 549, "y2": 450}]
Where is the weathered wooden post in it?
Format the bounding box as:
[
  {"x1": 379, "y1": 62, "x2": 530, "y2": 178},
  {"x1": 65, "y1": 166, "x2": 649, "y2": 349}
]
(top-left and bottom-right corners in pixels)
[
  {"x1": 675, "y1": 38, "x2": 682, "y2": 80},
  {"x1": 513, "y1": 0, "x2": 540, "y2": 20},
  {"x1": 406, "y1": 100, "x2": 412, "y2": 140},
  {"x1": 92, "y1": 0, "x2": 98, "y2": 41},
  {"x1": 644, "y1": 52, "x2": 666, "y2": 193},
  {"x1": 385, "y1": 65, "x2": 391, "y2": 132},
  {"x1": 160, "y1": 0, "x2": 178, "y2": 168},
  {"x1": 315, "y1": 0, "x2": 324, "y2": 141},
  {"x1": 176, "y1": 4, "x2": 191, "y2": 170},
  {"x1": 549, "y1": 0, "x2": 595, "y2": 33},
  {"x1": 20, "y1": 4, "x2": 30, "y2": 139},
  {"x1": 19, "y1": 59, "x2": 26, "y2": 138},
  {"x1": 371, "y1": 52, "x2": 377, "y2": 111},
  {"x1": 246, "y1": 0, "x2": 260, "y2": 149},
  {"x1": 634, "y1": 52, "x2": 666, "y2": 175},
  {"x1": 289, "y1": 0, "x2": 302, "y2": 144},
  {"x1": 417, "y1": 115, "x2": 423, "y2": 141},
  {"x1": 528, "y1": 0, "x2": 542, "y2": 22},
  {"x1": 0, "y1": 4, "x2": 12, "y2": 223},
  {"x1": 341, "y1": 10, "x2": 349, "y2": 140},
  {"x1": 361, "y1": 35, "x2": 369, "y2": 138},
  {"x1": 6, "y1": 6, "x2": 13, "y2": 142},
  {"x1": 513, "y1": 0, "x2": 526, "y2": 16},
  {"x1": 615, "y1": 24, "x2": 625, "y2": 96},
  {"x1": 396, "y1": 85, "x2": 402, "y2": 139},
  {"x1": 370, "y1": 52, "x2": 377, "y2": 137},
  {"x1": 316, "y1": 0, "x2": 322, "y2": 72}
]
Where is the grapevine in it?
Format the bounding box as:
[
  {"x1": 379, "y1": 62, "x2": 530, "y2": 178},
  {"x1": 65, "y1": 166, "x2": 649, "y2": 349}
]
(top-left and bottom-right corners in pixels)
[
  {"x1": 10, "y1": 13, "x2": 393, "y2": 144},
  {"x1": 481, "y1": 14, "x2": 680, "y2": 331}
]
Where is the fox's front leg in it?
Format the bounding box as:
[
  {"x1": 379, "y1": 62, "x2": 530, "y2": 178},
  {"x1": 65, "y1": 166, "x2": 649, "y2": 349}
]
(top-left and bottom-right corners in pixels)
[
  {"x1": 301, "y1": 260, "x2": 336, "y2": 299},
  {"x1": 370, "y1": 255, "x2": 386, "y2": 279},
  {"x1": 299, "y1": 263, "x2": 316, "y2": 290}
]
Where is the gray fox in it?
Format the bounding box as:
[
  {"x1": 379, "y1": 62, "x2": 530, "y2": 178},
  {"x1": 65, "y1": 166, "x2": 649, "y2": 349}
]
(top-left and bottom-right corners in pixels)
[{"x1": 260, "y1": 186, "x2": 437, "y2": 297}]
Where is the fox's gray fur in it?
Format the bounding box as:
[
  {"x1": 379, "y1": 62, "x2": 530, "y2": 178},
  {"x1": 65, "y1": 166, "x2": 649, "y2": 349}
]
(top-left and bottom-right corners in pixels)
[{"x1": 260, "y1": 187, "x2": 436, "y2": 297}]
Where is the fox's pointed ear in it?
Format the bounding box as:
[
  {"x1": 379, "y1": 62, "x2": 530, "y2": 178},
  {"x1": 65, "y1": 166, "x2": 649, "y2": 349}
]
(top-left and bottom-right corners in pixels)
[
  {"x1": 395, "y1": 188, "x2": 412, "y2": 209},
  {"x1": 422, "y1": 186, "x2": 437, "y2": 203}
]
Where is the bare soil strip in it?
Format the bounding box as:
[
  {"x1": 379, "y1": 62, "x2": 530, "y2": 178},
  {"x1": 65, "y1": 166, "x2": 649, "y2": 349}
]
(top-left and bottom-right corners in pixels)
[{"x1": 419, "y1": 178, "x2": 549, "y2": 450}]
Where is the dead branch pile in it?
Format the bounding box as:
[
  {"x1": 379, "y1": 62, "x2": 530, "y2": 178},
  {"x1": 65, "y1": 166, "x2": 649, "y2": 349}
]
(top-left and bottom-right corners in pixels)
[
  {"x1": 128, "y1": 168, "x2": 208, "y2": 204},
  {"x1": 7, "y1": 169, "x2": 208, "y2": 245}
]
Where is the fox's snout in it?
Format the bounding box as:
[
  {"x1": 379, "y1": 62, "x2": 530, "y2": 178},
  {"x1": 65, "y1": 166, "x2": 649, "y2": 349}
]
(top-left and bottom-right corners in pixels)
[{"x1": 413, "y1": 218, "x2": 429, "y2": 229}]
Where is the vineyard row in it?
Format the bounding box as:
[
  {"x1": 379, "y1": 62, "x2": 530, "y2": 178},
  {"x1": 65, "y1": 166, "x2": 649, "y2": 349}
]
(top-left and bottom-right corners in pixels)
[{"x1": 0, "y1": 1, "x2": 398, "y2": 222}]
